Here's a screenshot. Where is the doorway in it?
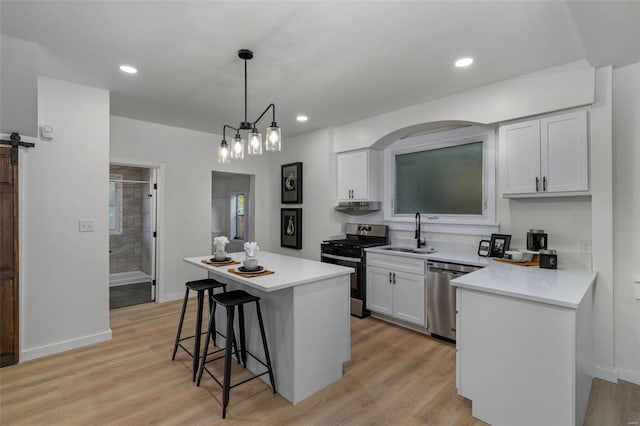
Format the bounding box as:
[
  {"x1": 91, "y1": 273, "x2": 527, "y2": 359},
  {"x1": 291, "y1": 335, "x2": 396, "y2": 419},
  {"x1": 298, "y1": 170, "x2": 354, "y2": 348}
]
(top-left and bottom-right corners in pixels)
[
  {"x1": 212, "y1": 172, "x2": 254, "y2": 254},
  {"x1": 109, "y1": 164, "x2": 158, "y2": 309}
]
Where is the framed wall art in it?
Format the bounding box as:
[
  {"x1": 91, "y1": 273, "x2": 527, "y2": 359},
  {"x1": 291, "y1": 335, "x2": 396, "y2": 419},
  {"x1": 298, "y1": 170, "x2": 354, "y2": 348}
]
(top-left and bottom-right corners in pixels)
[
  {"x1": 489, "y1": 233, "x2": 511, "y2": 258},
  {"x1": 281, "y1": 162, "x2": 303, "y2": 204},
  {"x1": 281, "y1": 208, "x2": 302, "y2": 249}
]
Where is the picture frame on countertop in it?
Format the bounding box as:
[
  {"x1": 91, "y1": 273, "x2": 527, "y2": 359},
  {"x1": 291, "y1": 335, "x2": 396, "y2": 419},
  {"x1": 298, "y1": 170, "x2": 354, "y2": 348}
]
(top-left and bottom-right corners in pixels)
[
  {"x1": 489, "y1": 233, "x2": 511, "y2": 258},
  {"x1": 281, "y1": 162, "x2": 303, "y2": 204},
  {"x1": 281, "y1": 208, "x2": 302, "y2": 249},
  {"x1": 477, "y1": 239, "x2": 491, "y2": 257}
]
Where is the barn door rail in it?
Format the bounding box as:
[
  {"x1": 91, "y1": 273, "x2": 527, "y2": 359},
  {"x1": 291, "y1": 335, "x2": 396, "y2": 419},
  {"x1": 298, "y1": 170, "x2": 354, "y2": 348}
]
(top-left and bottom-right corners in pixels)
[{"x1": 0, "y1": 133, "x2": 36, "y2": 165}]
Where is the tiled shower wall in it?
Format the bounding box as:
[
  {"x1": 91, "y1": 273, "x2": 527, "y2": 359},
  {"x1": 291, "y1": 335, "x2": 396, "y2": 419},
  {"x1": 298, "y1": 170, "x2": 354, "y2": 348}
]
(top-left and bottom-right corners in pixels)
[{"x1": 109, "y1": 165, "x2": 152, "y2": 275}]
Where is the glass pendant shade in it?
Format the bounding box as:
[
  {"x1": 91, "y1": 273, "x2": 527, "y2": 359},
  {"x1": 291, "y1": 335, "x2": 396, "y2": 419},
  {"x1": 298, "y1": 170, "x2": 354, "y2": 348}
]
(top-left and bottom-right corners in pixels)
[
  {"x1": 265, "y1": 125, "x2": 281, "y2": 152},
  {"x1": 231, "y1": 134, "x2": 245, "y2": 160},
  {"x1": 217, "y1": 140, "x2": 231, "y2": 164},
  {"x1": 247, "y1": 129, "x2": 263, "y2": 155}
]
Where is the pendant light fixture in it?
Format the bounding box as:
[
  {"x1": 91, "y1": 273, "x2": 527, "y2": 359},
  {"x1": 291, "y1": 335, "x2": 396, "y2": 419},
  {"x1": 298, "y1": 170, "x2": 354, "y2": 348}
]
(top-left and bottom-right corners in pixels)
[{"x1": 217, "y1": 49, "x2": 281, "y2": 164}]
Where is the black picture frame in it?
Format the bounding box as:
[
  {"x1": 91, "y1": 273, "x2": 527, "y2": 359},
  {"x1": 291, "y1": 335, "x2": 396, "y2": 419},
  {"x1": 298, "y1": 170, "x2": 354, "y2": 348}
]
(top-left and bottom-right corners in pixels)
[
  {"x1": 489, "y1": 233, "x2": 511, "y2": 258},
  {"x1": 281, "y1": 208, "x2": 302, "y2": 249},
  {"x1": 281, "y1": 162, "x2": 303, "y2": 204}
]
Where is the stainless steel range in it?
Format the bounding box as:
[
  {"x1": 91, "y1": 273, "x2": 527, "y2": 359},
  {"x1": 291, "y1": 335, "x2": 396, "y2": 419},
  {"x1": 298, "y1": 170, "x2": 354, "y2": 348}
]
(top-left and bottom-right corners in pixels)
[{"x1": 320, "y1": 223, "x2": 389, "y2": 318}]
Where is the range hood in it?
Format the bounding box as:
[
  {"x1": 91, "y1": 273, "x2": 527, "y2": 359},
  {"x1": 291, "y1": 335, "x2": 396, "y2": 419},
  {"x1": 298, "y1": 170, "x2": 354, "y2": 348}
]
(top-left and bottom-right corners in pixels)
[{"x1": 335, "y1": 201, "x2": 382, "y2": 215}]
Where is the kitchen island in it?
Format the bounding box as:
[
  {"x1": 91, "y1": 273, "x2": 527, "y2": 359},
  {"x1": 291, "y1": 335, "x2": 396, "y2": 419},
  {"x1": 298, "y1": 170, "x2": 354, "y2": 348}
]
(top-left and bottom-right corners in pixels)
[
  {"x1": 184, "y1": 251, "x2": 353, "y2": 404},
  {"x1": 451, "y1": 260, "x2": 597, "y2": 426}
]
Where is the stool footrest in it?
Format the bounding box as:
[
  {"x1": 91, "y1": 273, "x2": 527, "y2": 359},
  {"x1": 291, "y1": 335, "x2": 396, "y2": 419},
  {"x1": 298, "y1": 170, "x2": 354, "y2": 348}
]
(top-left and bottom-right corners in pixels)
[
  {"x1": 201, "y1": 362, "x2": 271, "y2": 391},
  {"x1": 176, "y1": 343, "x2": 195, "y2": 359},
  {"x1": 178, "y1": 331, "x2": 208, "y2": 343}
]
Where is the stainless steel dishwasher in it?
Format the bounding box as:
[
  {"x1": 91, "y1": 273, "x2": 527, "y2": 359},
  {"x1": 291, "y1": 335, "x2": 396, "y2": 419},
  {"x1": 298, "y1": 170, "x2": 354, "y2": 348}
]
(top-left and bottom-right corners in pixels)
[{"x1": 427, "y1": 261, "x2": 481, "y2": 341}]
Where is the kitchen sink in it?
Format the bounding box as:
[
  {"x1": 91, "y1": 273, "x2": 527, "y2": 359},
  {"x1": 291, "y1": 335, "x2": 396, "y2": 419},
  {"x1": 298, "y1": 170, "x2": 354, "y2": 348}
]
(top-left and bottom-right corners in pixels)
[{"x1": 380, "y1": 246, "x2": 437, "y2": 254}]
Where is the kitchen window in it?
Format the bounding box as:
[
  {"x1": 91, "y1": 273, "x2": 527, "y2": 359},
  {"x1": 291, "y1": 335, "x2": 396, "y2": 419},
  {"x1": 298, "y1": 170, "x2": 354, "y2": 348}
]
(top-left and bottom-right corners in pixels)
[{"x1": 384, "y1": 125, "x2": 497, "y2": 234}]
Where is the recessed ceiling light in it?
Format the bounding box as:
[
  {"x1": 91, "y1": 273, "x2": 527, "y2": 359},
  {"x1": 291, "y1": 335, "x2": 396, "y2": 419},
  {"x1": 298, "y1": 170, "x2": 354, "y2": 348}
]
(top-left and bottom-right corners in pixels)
[
  {"x1": 455, "y1": 57, "x2": 474, "y2": 68},
  {"x1": 119, "y1": 65, "x2": 138, "y2": 74},
  {"x1": 296, "y1": 115, "x2": 308, "y2": 122}
]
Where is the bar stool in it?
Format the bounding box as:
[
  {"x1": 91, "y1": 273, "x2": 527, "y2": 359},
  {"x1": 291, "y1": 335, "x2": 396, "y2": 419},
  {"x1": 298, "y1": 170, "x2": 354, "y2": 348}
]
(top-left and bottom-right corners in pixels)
[
  {"x1": 197, "y1": 289, "x2": 276, "y2": 418},
  {"x1": 171, "y1": 278, "x2": 236, "y2": 382}
]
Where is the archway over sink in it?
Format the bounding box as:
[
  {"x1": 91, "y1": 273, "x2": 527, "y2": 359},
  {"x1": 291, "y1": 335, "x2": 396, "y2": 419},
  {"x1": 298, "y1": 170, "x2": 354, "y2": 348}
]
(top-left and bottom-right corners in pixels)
[{"x1": 370, "y1": 120, "x2": 481, "y2": 150}]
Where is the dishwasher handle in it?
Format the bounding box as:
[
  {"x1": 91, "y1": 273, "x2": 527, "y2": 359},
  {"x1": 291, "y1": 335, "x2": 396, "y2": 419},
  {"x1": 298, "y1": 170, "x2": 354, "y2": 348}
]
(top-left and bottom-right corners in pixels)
[{"x1": 428, "y1": 267, "x2": 467, "y2": 277}]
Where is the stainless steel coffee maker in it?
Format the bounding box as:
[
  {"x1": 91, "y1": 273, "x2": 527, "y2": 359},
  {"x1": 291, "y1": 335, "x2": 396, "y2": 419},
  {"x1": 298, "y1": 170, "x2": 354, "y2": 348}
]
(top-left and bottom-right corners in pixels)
[{"x1": 527, "y1": 229, "x2": 548, "y2": 251}]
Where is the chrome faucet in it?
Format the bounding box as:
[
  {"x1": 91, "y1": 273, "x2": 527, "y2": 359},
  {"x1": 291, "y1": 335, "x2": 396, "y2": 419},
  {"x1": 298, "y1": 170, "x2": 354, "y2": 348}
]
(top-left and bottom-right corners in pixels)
[{"x1": 415, "y1": 212, "x2": 425, "y2": 248}]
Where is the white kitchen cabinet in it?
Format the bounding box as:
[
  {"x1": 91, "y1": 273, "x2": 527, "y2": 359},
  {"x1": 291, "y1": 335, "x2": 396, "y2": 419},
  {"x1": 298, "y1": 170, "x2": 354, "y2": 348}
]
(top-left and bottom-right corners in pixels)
[
  {"x1": 499, "y1": 110, "x2": 588, "y2": 197},
  {"x1": 367, "y1": 266, "x2": 394, "y2": 315},
  {"x1": 337, "y1": 149, "x2": 381, "y2": 201},
  {"x1": 392, "y1": 270, "x2": 426, "y2": 324},
  {"x1": 366, "y1": 253, "x2": 426, "y2": 326},
  {"x1": 454, "y1": 282, "x2": 594, "y2": 426}
]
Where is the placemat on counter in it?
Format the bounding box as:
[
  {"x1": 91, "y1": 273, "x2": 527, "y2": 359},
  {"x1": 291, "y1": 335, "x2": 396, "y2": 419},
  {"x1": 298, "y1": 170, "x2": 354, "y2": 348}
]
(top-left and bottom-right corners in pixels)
[
  {"x1": 202, "y1": 259, "x2": 240, "y2": 267},
  {"x1": 493, "y1": 258, "x2": 539, "y2": 267},
  {"x1": 227, "y1": 268, "x2": 275, "y2": 278}
]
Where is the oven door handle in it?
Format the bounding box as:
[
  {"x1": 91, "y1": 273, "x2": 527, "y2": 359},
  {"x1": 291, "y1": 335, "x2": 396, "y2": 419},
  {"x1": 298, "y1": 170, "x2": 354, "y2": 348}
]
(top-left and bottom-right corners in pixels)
[{"x1": 320, "y1": 253, "x2": 362, "y2": 263}]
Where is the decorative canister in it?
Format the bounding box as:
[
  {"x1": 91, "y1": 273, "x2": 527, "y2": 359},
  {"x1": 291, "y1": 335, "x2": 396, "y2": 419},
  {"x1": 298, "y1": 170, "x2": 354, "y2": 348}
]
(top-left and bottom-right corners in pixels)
[
  {"x1": 527, "y1": 229, "x2": 548, "y2": 251},
  {"x1": 539, "y1": 249, "x2": 558, "y2": 269}
]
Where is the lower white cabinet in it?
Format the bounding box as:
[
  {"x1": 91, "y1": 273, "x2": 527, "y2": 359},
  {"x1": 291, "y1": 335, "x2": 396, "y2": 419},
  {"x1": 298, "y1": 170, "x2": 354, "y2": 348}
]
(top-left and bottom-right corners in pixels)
[
  {"x1": 366, "y1": 253, "x2": 426, "y2": 326},
  {"x1": 456, "y1": 286, "x2": 594, "y2": 426},
  {"x1": 367, "y1": 267, "x2": 394, "y2": 315}
]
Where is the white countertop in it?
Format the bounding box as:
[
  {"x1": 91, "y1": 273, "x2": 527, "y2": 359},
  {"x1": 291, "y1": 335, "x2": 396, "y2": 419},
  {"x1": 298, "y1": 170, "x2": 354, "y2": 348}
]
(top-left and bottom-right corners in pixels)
[
  {"x1": 366, "y1": 245, "x2": 489, "y2": 267},
  {"x1": 366, "y1": 245, "x2": 596, "y2": 308},
  {"x1": 184, "y1": 251, "x2": 353, "y2": 292},
  {"x1": 451, "y1": 259, "x2": 597, "y2": 309}
]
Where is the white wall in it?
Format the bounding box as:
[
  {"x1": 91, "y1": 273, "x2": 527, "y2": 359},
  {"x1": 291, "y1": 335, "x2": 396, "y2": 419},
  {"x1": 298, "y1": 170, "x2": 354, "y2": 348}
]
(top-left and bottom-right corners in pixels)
[
  {"x1": 20, "y1": 77, "x2": 111, "y2": 361},
  {"x1": 267, "y1": 127, "x2": 346, "y2": 260},
  {"x1": 0, "y1": 35, "x2": 38, "y2": 138},
  {"x1": 497, "y1": 197, "x2": 592, "y2": 255},
  {"x1": 334, "y1": 61, "x2": 595, "y2": 153},
  {"x1": 612, "y1": 62, "x2": 640, "y2": 385},
  {"x1": 110, "y1": 116, "x2": 271, "y2": 302},
  {"x1": 590, "y1": 67, "x2": 616, "y2": 382}
]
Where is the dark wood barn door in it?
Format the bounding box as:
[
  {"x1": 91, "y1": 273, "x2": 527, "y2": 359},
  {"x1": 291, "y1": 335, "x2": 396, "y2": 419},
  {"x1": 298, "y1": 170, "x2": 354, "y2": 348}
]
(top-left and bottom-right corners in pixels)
[{"x1": 0, "y1": 146, "x2": 19, "y2": 367}]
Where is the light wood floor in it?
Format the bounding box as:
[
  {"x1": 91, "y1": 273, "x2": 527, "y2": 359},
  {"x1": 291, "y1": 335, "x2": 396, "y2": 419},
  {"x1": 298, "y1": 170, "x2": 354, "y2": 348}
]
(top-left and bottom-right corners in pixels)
[{"x1": 1, "y1": 300, "x2": 638, "y2": 425}]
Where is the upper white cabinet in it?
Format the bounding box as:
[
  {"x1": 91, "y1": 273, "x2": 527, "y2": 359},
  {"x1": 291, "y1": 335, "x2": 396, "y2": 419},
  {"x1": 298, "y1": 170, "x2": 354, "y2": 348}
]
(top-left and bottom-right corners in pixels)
[
  {"x1": 499, "y1": 111, "x2": 588, "y2": 197},
  {"x1": 337, "y1": 149, "x2": 381, "y2": 201}
]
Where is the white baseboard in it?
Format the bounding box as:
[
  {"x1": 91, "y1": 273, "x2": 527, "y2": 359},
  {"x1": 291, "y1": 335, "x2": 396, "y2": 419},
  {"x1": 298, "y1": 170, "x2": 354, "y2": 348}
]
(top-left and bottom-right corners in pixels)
[
  {"x1": 20, "y1": 329, "x2": 112, "y2": 363},
  {"x1": 617, "y1": 367, "x2": 640, "y2": 386},
  {"x1": 594, "y1": 365, "x2": 618, "y2": 383}
]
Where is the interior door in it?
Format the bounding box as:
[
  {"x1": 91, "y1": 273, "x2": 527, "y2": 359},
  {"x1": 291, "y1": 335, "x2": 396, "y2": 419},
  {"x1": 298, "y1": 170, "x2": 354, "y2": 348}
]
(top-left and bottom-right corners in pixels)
[{"x1": 0, "y1": 147, "x2": 19, "y2": 367}]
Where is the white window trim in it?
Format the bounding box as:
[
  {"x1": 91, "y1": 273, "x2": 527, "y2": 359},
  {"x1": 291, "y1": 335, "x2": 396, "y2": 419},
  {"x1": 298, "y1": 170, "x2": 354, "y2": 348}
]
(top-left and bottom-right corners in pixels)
[
  {"x1": 109, "y1": 174, "x2": 124, "y2": 235},
  {"x1": 383, "y1": 125, "x2": 498, "y2": 235}
]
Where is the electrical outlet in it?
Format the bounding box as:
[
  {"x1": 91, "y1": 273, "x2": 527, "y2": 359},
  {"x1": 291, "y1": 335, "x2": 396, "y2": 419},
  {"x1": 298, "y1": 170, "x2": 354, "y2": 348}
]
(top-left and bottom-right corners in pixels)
[
  {"x1": 79, "y1": 219, "x2": 95, "y2": 232},
  {"x1": 579, "y1": 240, "x2": 592, "y2": 253}
]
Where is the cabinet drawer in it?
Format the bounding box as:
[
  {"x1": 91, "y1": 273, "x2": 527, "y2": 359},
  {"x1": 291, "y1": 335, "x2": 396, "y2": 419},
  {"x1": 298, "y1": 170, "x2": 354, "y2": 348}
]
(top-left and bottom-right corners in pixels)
[{"x1": 367, "y1": 253, "x2": 426, "y2": 275}]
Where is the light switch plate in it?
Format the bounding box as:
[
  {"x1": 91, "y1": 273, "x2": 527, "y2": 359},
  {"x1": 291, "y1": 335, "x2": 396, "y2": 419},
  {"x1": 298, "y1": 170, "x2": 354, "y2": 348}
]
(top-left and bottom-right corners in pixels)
[{"x1": 79, "y1": 219, "x2": 95, "y2": 232}]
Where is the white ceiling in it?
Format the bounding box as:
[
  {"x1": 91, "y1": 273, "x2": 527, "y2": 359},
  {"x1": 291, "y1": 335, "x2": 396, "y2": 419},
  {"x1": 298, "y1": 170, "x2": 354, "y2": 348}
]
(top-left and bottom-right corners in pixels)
[{"x1": 1, "y1": 1, "x2": 638, "y2": 139}]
